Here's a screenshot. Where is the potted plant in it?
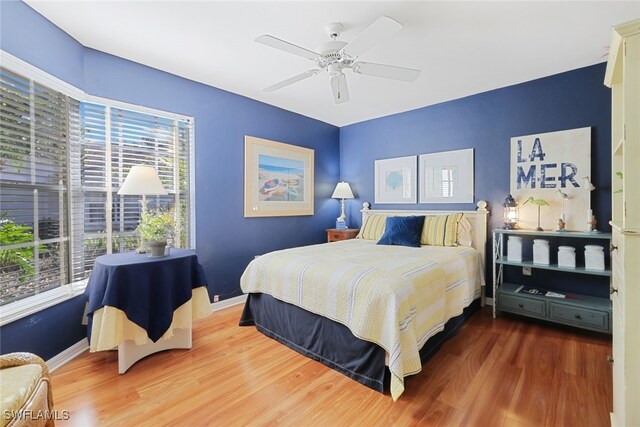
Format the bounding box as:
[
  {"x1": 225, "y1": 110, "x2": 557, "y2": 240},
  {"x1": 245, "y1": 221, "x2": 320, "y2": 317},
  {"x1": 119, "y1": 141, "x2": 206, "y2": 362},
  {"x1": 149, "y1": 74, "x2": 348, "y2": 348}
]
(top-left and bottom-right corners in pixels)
[{"x1": 136, "y1": 210, "x2": 175, "y2": 257}]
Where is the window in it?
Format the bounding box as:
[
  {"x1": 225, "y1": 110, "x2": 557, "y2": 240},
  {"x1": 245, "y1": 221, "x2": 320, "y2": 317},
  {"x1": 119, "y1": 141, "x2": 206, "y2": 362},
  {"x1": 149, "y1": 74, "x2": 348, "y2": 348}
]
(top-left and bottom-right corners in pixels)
[
  {"x1": 72, "y1": 103, "x2": 192, "y2": 280},
  {"x1": 0, "y1": 63, "x2": 194, "y2": 307},
  {"x1": 0, "y1": 67, "x2": 75, "y2": 305}
]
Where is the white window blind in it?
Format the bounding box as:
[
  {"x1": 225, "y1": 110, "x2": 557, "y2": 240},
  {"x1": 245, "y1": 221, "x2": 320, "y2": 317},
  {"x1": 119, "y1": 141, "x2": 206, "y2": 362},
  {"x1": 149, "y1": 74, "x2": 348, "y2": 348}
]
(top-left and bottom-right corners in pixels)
[
  {"x1": 72, "y1": 104, "x2": 192, "y2": 280},
  {"x1": 0, "y1": 67, "x2": 75, "y2": 304},
  {"x1": 0, "y1": 65, "x2": 193, "y2": 306}
]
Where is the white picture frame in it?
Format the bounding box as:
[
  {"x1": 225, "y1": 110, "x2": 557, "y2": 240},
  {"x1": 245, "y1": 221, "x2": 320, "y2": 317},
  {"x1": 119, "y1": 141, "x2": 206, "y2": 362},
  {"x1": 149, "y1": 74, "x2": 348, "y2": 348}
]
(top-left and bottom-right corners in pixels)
[
  {"x1": 418, "y1": 148, "x2": 474, "y2": 203},
  {"x1": 374, "y1": 155, "x2": 417, "y2": 204}
]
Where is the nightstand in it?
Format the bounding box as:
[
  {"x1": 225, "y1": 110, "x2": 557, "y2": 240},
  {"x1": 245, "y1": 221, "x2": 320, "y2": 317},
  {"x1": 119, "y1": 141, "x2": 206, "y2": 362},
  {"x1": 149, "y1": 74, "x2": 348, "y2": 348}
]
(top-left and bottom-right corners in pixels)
[{"x1": 326, "y1": 228, "x2": 359, "y2": 243}]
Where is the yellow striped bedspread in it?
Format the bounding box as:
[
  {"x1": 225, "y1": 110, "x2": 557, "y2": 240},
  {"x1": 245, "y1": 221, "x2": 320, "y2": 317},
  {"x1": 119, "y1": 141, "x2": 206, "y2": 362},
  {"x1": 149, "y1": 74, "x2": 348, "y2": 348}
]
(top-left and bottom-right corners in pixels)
[{"x1": 240, "y1": 238, "x2": 484, "y2": 401}]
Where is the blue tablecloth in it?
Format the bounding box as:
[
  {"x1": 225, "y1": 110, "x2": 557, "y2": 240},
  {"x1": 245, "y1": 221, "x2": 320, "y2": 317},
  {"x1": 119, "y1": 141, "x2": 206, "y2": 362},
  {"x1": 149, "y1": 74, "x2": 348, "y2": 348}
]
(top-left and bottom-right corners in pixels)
[{"x1": 85, "y1": 249, "x2": 208, "y2": 342}]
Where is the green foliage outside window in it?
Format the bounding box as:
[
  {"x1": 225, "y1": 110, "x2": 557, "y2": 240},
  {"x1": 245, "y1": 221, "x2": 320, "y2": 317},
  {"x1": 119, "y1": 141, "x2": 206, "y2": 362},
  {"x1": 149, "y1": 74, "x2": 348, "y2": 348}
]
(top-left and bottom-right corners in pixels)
[{"x1": 0, "y1": 213, "x2": 46, "y2": 282}]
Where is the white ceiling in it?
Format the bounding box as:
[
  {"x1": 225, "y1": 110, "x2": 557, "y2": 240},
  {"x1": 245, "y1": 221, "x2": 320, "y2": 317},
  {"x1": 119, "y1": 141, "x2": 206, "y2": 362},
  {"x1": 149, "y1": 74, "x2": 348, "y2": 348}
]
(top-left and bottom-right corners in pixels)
[{"x1": 25, "y1": 1, "x2": 640, "y2": 127}]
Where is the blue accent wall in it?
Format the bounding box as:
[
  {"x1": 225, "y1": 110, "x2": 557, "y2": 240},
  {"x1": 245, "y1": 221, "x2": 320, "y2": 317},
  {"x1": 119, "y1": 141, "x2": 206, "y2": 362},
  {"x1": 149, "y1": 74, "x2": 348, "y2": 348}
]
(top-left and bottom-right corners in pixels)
[
  {"x1": 340, "y1": 64, "x2": 611, "y2": 295},
  {"x1": 0, "y1": 298, "x2": 88, "y2": 361},
  {"x1": 340, "y1": 64, "x2": 610, "y2": 230},
  {"x1": 0, "y1": 1, "x2": 340, "y2": 360},
  {"x1": 0, "y1": 0, "x2": 84, "y2": 88}
]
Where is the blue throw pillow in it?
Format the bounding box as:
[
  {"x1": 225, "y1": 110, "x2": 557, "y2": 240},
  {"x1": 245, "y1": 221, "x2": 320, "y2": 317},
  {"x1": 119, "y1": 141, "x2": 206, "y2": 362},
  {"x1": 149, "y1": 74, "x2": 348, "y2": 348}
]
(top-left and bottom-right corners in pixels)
[{"x1": 377, "y1": 216, "x2": 425, "y2": 248}]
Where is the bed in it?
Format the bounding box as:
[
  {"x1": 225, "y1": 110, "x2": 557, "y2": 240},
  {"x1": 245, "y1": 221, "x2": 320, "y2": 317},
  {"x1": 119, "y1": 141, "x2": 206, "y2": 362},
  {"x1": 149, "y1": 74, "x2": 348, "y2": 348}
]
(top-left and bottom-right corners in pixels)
[{"x1": 240, "y1": 202, "x2": 489, "y2": 400}]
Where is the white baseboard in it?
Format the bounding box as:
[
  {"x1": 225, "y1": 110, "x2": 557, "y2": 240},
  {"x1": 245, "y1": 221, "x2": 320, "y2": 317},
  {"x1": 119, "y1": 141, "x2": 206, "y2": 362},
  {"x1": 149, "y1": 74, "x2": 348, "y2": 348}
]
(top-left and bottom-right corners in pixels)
[
  {"x1": 47, "y1": 338, "x2": 89, "y2": 372},
  {"x1": 486, "y1": 297, "x2": 494, "y2": 306},
  {"x1": 43, "y1": 295, "x2": 247, "y2": 373},
  {"x1": 211, "y1": 294, "x2": 247, "y2": 313}
]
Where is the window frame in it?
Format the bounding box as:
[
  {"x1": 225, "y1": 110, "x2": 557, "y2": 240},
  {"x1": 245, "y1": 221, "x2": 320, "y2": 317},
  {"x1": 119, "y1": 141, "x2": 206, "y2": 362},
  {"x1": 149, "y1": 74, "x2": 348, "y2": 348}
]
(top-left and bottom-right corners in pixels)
[{"x1": 0, "y1": 50, "x2": 197, "y2": 325}]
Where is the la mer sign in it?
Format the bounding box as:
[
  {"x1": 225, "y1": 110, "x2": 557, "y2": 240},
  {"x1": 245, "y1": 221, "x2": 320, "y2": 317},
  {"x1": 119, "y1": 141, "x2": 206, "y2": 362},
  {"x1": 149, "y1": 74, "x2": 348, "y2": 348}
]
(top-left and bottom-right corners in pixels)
[{"x1": 510, "y1": 127, "x2": 591, "y2": 231}]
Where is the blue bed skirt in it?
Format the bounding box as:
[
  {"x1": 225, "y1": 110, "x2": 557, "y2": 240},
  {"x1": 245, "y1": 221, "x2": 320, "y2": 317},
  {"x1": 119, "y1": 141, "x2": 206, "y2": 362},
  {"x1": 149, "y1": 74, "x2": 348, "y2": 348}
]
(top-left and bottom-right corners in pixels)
[{"x1": 239, "y1": 293, "x2": 480, "y2": 395}]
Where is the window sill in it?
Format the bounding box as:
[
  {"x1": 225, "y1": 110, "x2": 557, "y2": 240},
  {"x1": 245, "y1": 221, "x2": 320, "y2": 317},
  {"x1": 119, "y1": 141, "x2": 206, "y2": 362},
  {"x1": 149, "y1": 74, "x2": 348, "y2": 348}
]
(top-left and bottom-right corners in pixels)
[{"x1": 0, "y1": 279, "x2": 88, "y2": 327}]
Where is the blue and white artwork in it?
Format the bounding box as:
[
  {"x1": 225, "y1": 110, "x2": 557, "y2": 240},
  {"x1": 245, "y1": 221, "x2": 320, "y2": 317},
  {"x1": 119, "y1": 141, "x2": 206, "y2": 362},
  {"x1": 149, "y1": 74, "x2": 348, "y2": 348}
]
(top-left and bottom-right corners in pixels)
[
  {"x1": 258, "y1": 154, "x2": 304, "y2": 202},
  {"x1": 511, "y1": 127, "x2": 591, "y2": 231},
  {"x1": 244, "y1": 135, "x2": 314, "y2": 217},
  {"x1": 385, "y1": 170, "x2": 405, "y2": 192},
  {"x1": 374, "y1": 156, "x2": 417, "y2": 204}
]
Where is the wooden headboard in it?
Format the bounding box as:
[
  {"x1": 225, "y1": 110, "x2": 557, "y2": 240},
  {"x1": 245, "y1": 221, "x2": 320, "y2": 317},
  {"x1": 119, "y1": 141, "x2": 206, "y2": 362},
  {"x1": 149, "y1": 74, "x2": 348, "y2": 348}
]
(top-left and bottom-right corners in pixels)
[{"x1": 360, "y1": 200, "x2": 490, "y2": 267}]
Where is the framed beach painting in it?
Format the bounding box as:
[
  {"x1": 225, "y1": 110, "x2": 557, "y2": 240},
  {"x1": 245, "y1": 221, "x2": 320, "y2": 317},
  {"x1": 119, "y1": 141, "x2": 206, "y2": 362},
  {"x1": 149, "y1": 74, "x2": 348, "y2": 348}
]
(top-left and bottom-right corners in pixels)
[
  {"x1": 244, "y1": 136, "x2": 314, "y2": 217},
  {"x1": 419, "y1": 148, "x2": 474, "y2": 203},
  {"x1": 374, "y1": 155, "x2": 417, "y2": 204}
]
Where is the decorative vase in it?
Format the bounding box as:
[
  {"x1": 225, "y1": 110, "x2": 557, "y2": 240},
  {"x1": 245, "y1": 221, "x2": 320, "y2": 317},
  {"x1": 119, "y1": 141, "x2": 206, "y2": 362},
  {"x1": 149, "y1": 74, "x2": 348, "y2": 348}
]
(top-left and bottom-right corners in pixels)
[{"x1": 147, "y1": 241, "x2": 167, "y2": 257}]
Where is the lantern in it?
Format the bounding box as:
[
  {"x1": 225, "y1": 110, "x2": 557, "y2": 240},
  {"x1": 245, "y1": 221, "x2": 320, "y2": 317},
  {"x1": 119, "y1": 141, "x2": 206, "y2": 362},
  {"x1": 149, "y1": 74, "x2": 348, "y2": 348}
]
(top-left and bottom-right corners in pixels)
[{"x1": 503, "y1": 194, "x2": 518, "y2": 229}]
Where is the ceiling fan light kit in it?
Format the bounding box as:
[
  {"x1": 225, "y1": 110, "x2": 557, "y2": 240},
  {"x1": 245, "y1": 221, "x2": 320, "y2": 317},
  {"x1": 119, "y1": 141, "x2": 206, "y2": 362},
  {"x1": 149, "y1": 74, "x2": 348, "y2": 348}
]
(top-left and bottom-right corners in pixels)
[{"x1": 256, "y1": 15, "x2": 421, "y2": 104}]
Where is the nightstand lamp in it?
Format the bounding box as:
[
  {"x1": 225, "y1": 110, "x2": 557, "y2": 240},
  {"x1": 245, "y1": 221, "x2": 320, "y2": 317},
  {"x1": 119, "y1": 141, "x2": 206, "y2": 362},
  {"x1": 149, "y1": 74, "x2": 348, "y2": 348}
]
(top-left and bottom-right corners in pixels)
[
  {"x1": 118, "y1": 165, "x2": 168, "y2": 213},
  {"x1": 331, "y1": 181, "x2": 354, "y2": 230}
]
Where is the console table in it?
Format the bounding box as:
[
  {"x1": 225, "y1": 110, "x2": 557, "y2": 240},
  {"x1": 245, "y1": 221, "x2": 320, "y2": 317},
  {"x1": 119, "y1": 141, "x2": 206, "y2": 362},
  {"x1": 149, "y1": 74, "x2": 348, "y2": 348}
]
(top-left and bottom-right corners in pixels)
[
  {"x1": 84, "y1": 249, "x2": 211, "y2": 373},
  {"x1": 492, "y1": 229, "x2": 612, "y2": 333}
]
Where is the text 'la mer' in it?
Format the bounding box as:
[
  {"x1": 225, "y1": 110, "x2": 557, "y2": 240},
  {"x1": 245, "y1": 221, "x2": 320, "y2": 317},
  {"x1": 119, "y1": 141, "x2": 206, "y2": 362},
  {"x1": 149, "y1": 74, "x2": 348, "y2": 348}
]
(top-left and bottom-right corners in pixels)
[{"x1": 515, "y1": 138, "x2": 581, "y2": 189}]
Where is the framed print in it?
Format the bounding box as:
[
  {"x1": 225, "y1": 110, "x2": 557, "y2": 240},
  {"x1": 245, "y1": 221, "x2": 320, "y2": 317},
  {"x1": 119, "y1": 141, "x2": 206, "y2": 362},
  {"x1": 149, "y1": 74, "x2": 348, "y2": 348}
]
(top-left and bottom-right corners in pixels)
[
  {"x1": 244, "y1": 135, "x2": 314, "y2": 217},
  {"x1": 374, "y1": 155, "x2": 417, "y2": 204},
  {"x1": 419, "y1": 148, "x2": 474, "y2": 203},
  {"x1": 510, "y1": 127, "x2": 590, "y2": 231}
]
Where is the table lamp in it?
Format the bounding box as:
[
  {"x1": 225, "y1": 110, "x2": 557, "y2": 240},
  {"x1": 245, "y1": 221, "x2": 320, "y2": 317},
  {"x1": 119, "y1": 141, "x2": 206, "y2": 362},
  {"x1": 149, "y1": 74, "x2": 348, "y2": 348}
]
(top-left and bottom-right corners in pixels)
[
  {"x1": 118, "y1": 165, "x2": 168, "y2": 254},
  {"x1": 118, "y1": 165, "x2": 168, "y2": 212},
  {"x1": 331, "y1": 181, "x2": 354, "y2": 230}
]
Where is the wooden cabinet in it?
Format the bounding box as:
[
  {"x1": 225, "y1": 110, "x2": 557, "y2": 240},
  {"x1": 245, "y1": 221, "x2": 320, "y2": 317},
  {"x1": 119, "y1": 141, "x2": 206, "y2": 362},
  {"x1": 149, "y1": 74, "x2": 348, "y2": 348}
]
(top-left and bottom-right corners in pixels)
[
  {"x1": 326, "y1": 228, "x2": 359, "y2": 243},
  {"x1": 604, "y1": 18, "x2": 640, "y2": 427},
  {"x1": 492, "y1": 229, "x2": 612, "y2": 333}
]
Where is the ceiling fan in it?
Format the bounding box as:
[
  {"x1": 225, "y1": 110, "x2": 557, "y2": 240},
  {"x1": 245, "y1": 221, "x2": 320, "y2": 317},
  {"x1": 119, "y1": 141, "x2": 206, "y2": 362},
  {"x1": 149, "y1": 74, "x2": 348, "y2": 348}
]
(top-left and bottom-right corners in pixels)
[{"x1": 256, "y1": 16, "x2": 421, "y2": 104}]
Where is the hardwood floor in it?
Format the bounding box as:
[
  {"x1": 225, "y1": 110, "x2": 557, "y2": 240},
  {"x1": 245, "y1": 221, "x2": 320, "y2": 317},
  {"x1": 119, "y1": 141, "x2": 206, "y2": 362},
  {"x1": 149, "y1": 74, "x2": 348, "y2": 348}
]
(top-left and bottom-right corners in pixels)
[{"x1": 51, "y1": 304, "x2": 612, "y2": 426}]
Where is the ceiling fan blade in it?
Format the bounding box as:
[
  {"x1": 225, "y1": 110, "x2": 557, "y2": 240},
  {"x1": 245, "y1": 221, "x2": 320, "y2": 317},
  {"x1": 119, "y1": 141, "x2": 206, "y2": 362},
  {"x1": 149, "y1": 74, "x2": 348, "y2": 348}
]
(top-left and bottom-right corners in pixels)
[
  {"x1": 263, "y1": 70, "x2": 319, "y2": 92},
  {"x1": 342, "y1": 16, "x2": 403, "y2": 58},
  {"x1": 353, "y1": 61, "x2": 420, "y2": 82},
  {"x1": 255, "y1": 35, "x2": 320, "y2": 60},
  {"x1": 330, "y1": 73, "x2": 350, "y2": 104}
]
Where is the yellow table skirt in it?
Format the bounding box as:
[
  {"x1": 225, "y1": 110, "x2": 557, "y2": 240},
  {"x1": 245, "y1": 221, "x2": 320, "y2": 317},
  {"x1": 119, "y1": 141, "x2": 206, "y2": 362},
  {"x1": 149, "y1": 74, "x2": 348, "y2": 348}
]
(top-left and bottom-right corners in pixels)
[{"x1": 90, "y1": 286, "x2": 211, "y2": 352}]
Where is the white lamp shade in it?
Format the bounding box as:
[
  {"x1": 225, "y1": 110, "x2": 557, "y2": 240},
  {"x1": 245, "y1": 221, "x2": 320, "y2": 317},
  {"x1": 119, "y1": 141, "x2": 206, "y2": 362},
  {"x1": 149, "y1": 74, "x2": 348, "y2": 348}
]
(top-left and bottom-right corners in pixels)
[
  {"x1": 117, "y1": 165, "x2": 168, "y2": 196},
  {"x1": 331, "y1": 181, "x2": 354, "y2": 199}
]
